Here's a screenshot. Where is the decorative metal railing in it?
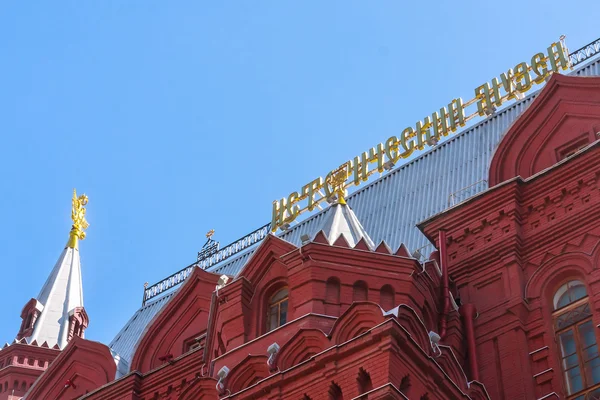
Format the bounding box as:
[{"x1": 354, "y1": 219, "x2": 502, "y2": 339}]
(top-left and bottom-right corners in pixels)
[
  {"x1": 196, "y1": 223, "x2": 271, "y2": 268},
  {"x1": 569, "y1": 37, "x2": 600, "y2": 67},
  {"x1": 447, "y1": 179, "x2": 488, "y2": 207},
  {"x1": 140, "y1": 37, "x2": 600, "y2": 306},
  {"x1": 142, "y1": 222, "x2": 271, "y2": 305},
  {"x1": 142, "y1": 264, "x2": 195, "y2": 305}
]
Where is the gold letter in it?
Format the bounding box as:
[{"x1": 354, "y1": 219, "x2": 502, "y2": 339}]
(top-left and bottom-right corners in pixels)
[
  {"x1": 531, "y1": 52, "x2": 548, "y2": 84},
  {"x1": 474, "y1": 84, "x2": 495, "y2": 117},
  {"x1": 271, "y1": 198, "x2": 286, "y2": 231},
  {"x1": 384, "y1": 136, "x2": 400, "y2": 164},
  {"x1": 548, "y1": 41, "x2": 569, "y2": 72},
  {"x1": 448, "y1": 98, "x2": 465, "y2": 131},
  {"x1": 431, "y1": 107, "x2": 449, "y2": 139},
  {"x1": 415, "y1": 117, "x2": 433, "y2": 150},
  {"x1": 368, "y1": 143, "x2": 385, "y2": 172},
  {"x1": 514, "y1": 62, "x2": 532, "y2": 93},
  {"x1": 285, "y1": 192, "x2": 300, "y2": 222},
  {"x1": 301, "y1": 178, "x2": 323, "y2": 211},
  {"x1": 498, "y1": 69, "x2": 516, "y2": 102},
  {"x1": 400, "y1": 127, "x2": 415, "y2": 158},
  {"x1": 351, "y1": 153, "x2": 369, "y2": 185}
]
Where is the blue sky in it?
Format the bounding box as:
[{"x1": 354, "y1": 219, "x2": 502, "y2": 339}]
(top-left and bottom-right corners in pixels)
[{"x1": 1, "y1": 1, "x2": 599, "y2": 345}]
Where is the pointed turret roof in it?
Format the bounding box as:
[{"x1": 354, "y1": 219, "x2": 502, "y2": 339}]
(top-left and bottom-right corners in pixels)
[
  {"x1": 312, "y1": 201, "x2": 375, "y2": 250},
  {"x1": 21, "y1": 190, "x2": 89, "y2": 349}
]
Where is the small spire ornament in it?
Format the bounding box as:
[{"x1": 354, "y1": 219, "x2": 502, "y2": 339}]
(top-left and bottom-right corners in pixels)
[{"x1": 66, "y1": 189, "x2": 89, "y2": 249}]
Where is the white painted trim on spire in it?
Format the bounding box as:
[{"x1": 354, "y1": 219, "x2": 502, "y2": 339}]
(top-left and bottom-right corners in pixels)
[{"x1": 25, "y1": 245, "x2": 84, "y2": 349}]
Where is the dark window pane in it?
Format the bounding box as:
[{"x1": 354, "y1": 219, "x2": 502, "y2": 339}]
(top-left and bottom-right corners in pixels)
[
  {"x1": 555, "y1": 280, "x2": 586, "y2": 309},
  {"x1": 560, "y1": 330, "x2": 577, "y2": 356},
  {"x1": 570, "y1": 284, "x2": 587, "y2": 304},
  {"x1": 579, "y1": 320, "x2": 597, "y2": 347},
  {"x1": 269, "y1": 305, "x2": 279, "y2": 331},
  {"x1": 557, "y1": 293, "x2": 572, "y2": 309},
  {"x1": 584, "y1": 345, "x2": 599, "y2": 361},
  {"x1": 590, "y1": 364, "x2": 600, "y2": 385},
  {"x1": 279, "y1": 300, "x2": 288, "y2": 326},
  {"x1": 271, "y1": 288, "x2": 288, "y2": 303},
  {"x1": 567, "y1": 366, "x2": 583, "y2": 394},
  {"x1": 565, "y1": 353, "x2": 579, "y2": 369}
]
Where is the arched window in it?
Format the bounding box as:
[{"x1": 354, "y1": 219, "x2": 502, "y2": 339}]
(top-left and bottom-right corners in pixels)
[
  {"x1": 267, "y1": 288, "x2": 288, "y2": 332},
  {"x1": 328, "y1": 382, "x2": 344, "y2": 400},
  {"x1": 353, "y1": 281, "x2": 368, "y2": 302},
  {"x1": 553, "y1": 280, "x2": 600, "y2": 397},
  {"x1": 379, "y1": 285, "x2": 395, "y2": 311},
  {"x1": 325, "y1": 278, "x2": 341, "y2": 304},
  {"x1": 357, "y1": 368, "x2": 373, "y2": 394}
]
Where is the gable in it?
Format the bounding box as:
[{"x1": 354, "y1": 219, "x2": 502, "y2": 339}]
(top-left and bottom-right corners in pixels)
[
  {"x1": 25, "y1": 337, "x2": 116, "y2": 400},
  {"x1": 130, "y1": 267, "x2": 220, "y2": 373},
  {"x1": 489, "y1": 74, "x2": 600, "y2": 186}
]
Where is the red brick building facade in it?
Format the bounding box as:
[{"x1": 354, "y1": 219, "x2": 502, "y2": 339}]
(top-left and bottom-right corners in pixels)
[{"x1": 4, "y1": 69, "x2": 600, "y2": 400}]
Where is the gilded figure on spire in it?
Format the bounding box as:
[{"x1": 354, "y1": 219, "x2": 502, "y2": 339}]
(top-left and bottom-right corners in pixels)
[
  {"x1": 67, "y1": 189, "x2": 89, "y2": 249},
  {"x1": 327, "y1": 164, "x2": 349, "y2": 205}
]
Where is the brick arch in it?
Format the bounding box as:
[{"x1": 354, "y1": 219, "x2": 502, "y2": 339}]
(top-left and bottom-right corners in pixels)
[
  {"x1": 258, "y1": 278, "x2": 289, "y2": 332},
  {"x1": 387, "y1": 304, "x2": 431, "y2": 353},
  {"x1": 277, "y1": 328, "x2": 329, "y2": 370},
  {"x1": 329, "y1": 302, "x2": 384, "y2": 345},
  {"x1": 131, "y1": 267, "x2": 221, "y2": 373},
  {"x1": 435, "y1": 345, "x2": 469, "y2": 393},
  {"x1": 489, "y1": 74, "x2": 600, "y2": 186},
  {"x1": 25, "y1": 337, "x2": 116, "y2": 400},
  {"x1": 525, "y1": 252, "x2": 593, "y2": 302},
  {"x1": 178, "y1": 377, "x2": 219, "y2": 400},
  {"x1": 226, "y1": 354, "x2": 270, "y2": 394}
]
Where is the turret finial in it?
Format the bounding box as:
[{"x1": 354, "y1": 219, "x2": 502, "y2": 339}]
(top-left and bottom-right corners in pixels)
[
  {"x1": 329, "y1": 165, "x2": 348, "y2": 205},
  {"x1": 66, "y1": 189, "x2": 89, "y2": 249}
]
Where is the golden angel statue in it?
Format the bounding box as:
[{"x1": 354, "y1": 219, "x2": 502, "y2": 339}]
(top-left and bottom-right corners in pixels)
[{"x1": 67, "y1": 189, "x2": 89, "y2": 248}]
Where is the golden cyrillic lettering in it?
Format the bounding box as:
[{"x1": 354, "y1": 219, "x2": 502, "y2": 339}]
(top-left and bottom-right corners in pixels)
[
  {"x1": 301, "y1": 178, "x2": 323, "y2": 211},
  {"x1": 384, "y1": 136, "x2": 400, "y2": 164},
  {"x1": 271, "y1": 198, "x2": 286, "y2": 231},
  {"x1": 514, "y1": 62, "x2": 532, "y2": 93},
  {"x1": 531, "y1": 52, "x2": 549, "y2": 84},
  {"x1": 400, "y1": 127, "x2": 415, "y2": 158},
  {"x1": 498, "y1": 69, "x2": 516, "y2": 101},
  {"x1": 431, "y1": 108, "x2": 449, "y2": 139},
  {"x1": 548, "y1": 42, "x2": 569, "y2": 72},
  {"x1": 351, "y1": 153, "x2": 369, "y2": 185},
  {"x1": 286, "y1": 192, "x2": 300, "y2": 221},
  {"x1": 474, "y1": 84, "x2": 492, "y2": 117},
  {"x1": 415, "y1": 117, "x2": 433, "y2": 150},
  {"x1": 368, "y1": 143, "x2": 385, "y2": 172},
  {"x1": 448, "y1": 98, "x2": 465, "y2": 131}
]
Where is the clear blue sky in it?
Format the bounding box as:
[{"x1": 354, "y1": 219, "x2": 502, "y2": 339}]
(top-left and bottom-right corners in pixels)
[{"x1": 1, "y1": 1, "x2": 599, "y2": 345}]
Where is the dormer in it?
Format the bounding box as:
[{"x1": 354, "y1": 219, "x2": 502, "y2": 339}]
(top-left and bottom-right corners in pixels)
[
  {"x1": 67, "y1": 307, "x2": 89, "y2": 342},
  {"x1": 16, "y1": 299, "x2": 44, "y2": 341},
  {"x1": 489, "y1": 74, "x2": 600, "y2": 186}
]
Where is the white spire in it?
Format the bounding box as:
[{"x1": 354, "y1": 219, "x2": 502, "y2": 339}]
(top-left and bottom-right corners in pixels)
[
  {"x1": 26, "y1": 245, "x2": 84, "y2": 349},
  {"x1": 18, "y1": 190, "x2": 89, "y2": 350},
  {"x1": 313, "y1": 202, "x2": 376, "y2": 249}
]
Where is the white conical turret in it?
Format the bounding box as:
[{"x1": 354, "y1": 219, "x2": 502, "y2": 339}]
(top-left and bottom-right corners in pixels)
[
  {"x1": 17, "y1": 190, "x2": 89, "y2": 349},
  {"x1": 312, "y1": 199, "x2": 376, "y2": 249}
]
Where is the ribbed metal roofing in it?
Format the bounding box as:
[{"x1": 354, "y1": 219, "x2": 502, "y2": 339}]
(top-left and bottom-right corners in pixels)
[
  {"x1": 206, "y1": 58, "x2": 600, "y2": 274},
  {"x1": 311, "y1": 202, "x2": 376, "y2": 249},
  {"x1": 108, "y1": 291, "x2": 175, "y2": 367},
  {"x1": 109, "y1": 58, "x2": 600, "y2": 370}
]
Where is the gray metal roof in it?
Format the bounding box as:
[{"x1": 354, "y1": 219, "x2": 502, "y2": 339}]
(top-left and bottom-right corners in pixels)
[
  {"x1": 108, "y1": 291, "x2": 175, "y2": 367},
  {"x1": 206, "y1": 57, "x2": 600, "y2": 274},
  {"x1": 311, "y1": 202, "x2": 376, "y2": 249},
  {"x1": 108, "y1": 57, "x2": 600, "y2": 370}
]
